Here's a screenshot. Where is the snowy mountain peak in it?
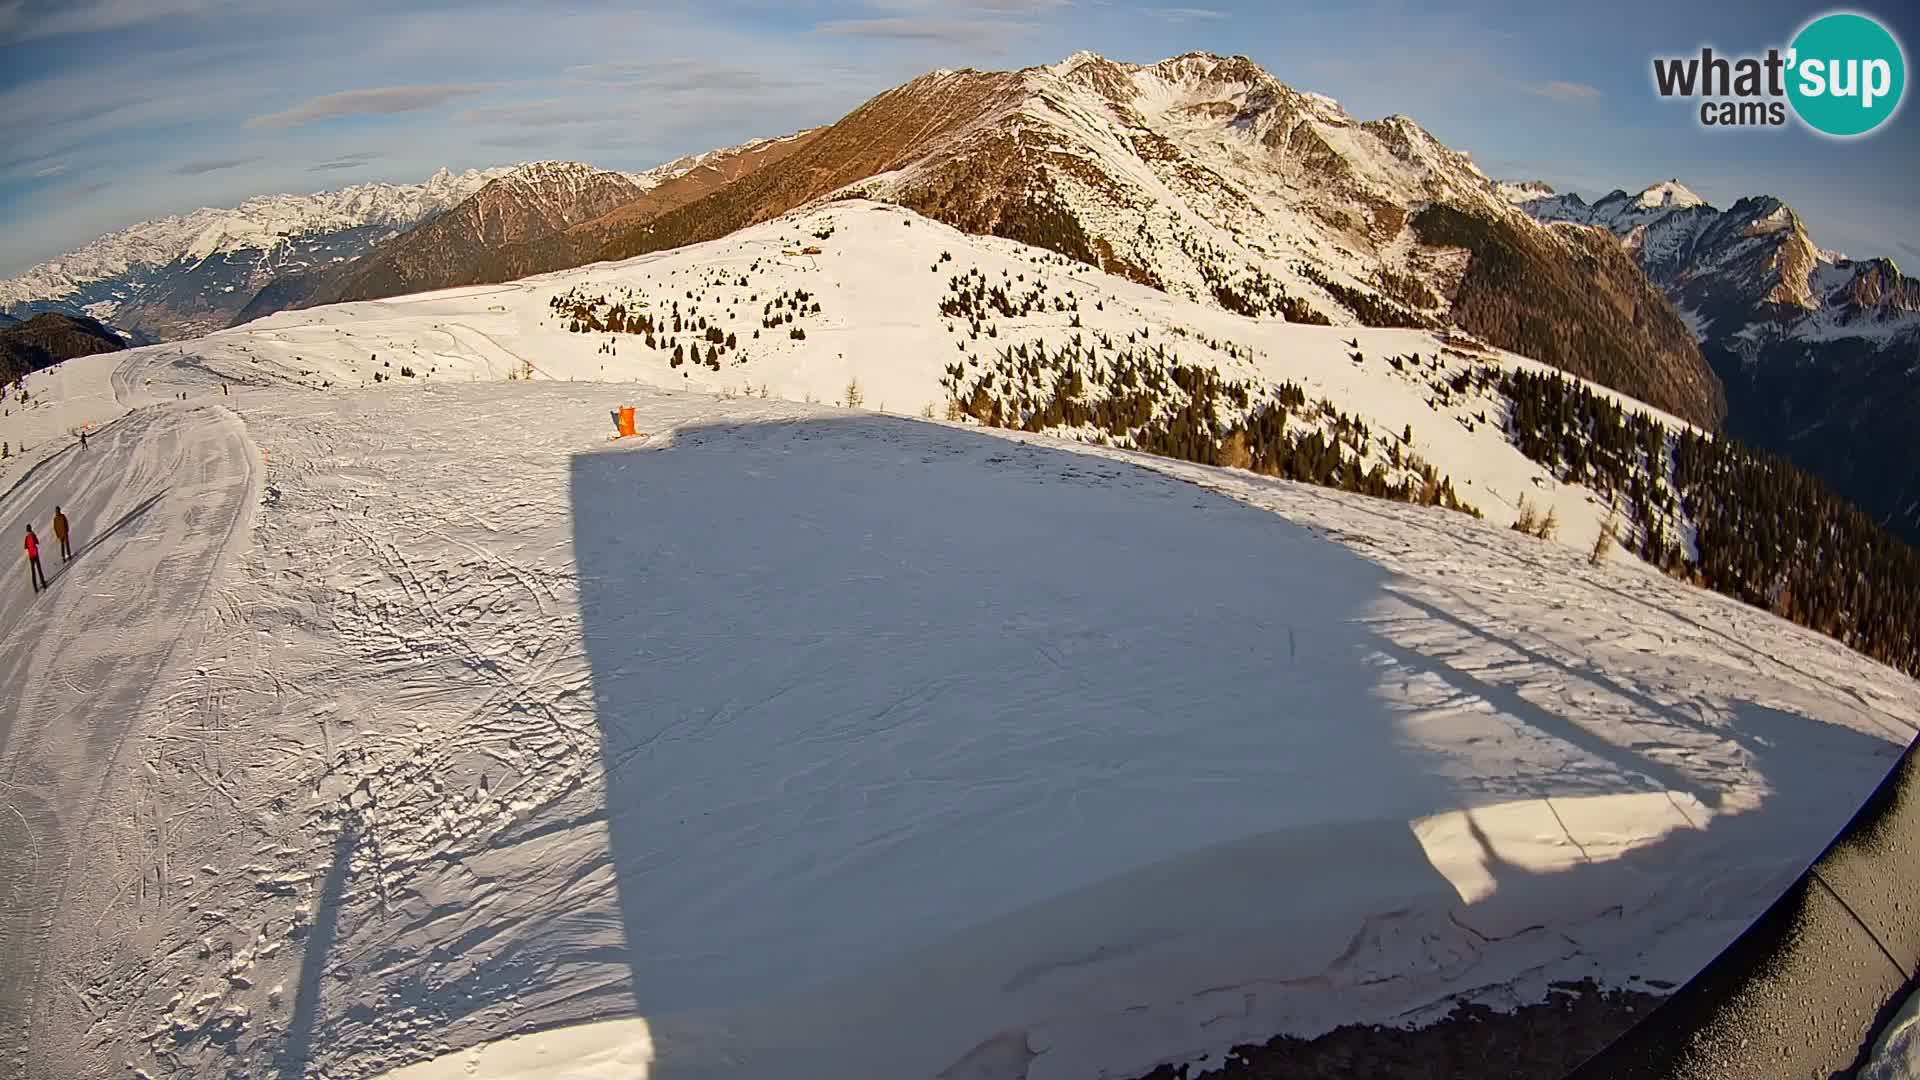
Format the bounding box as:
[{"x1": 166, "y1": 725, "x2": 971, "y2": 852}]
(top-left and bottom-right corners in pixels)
[
  {"x1": 1636, "y1": 179, "x2": 1706, "y2": 210},
  {"x1": 1051, "y1": 49, "x2": 1108, "y2": 75},
  {"x1": 485, "y1": 160, "x2": 637, "y2": 204},
  {"x1": 1498, "y1": 180, "x2": 1557, "y2": 204}
]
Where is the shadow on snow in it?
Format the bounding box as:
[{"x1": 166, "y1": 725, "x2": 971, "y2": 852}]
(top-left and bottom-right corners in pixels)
[{"x1": 565, "y1": 414, "x2": 1902, "y2": 1078}]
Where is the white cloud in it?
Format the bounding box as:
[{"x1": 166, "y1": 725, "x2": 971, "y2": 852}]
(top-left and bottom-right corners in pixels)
[
  {"x1": 171, "y1": 155, "x2": 260, "y2": 176},
  {"x1": 308, "y1": 152, "x2": 382, "y2": 172},
  {"x1": 860, "y1": 0, "x2": 1067, "y2": 9},
  {"x1": 1144, "y1": 6, "x2": 1227, "y2": 19},
  {"x1": 1531, "y1": 80, "x2": 1601, "y2": 104},
  {"x1": 0, "y1": 0, "x2": 231, "y2": 43},
  {"x1": 247, "y1": 83, "x2": 494, "y2": 130},
  {"x1": 816, "y1": 17, "x2": 1033, "y2": 50}
]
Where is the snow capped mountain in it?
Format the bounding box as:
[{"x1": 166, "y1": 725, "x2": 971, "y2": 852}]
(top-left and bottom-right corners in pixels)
[
  {"x1": 0, "y1": 166, "x2": 514, "y2": 341},
  {"x1": 1, "y1": 167, "x2": 507, "y2": 305},
  {"x1": 1516, "y1": 178, "x2": 1920, "y2": 544},
  {"x1": 1495, "y1": 179, "x2": 1556, "y2": 204},
  {"x1": 1634, "y1": 179, "x2": 1706, "y2": 210},
  {"x1": 541, "y1": 51, "x2": 1719, "y2": 428},
  {"x1": 1515, "y1": 180, "x2": 1918, "y2": 338},
  {"x1": 479, "y1": 159, "x2": 633, "y2": 203}
]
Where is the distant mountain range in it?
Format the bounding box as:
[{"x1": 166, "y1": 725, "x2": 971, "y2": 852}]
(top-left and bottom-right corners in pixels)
[
  {"x1": 0, "y1": 167, "x2": 514, "y2": 340},
  {"x1": 1511, "y1": 180, "x2": 1920, "y2": 543},
  {"x1": 226, "y1": 160, "x2": 656, "y2": 320}
]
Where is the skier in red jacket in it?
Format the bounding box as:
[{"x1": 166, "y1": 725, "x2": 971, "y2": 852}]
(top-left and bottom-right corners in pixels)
[{"x1": 24, "y1": 524, "x2": 46, "y2": 594}]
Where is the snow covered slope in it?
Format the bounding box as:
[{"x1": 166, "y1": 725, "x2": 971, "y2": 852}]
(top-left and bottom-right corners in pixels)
[
  {"x1": 2, "y1": 203, "x2": 1915, "y2": 1080},
  {"x1": 141, "y1": 200, "x2": 1702, "y2": 558}
]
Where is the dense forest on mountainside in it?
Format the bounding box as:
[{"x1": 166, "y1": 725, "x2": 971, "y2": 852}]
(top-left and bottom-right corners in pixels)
[
  {"x1": 1499, "y1": 368, "x2": 1920, "y2": 678},
  {"x1": 0, "y1": 313, "x2": 127, "y2": 385},
  {"x1": 1413, "y1": 204, "x2": 1726, "y2": 431}
]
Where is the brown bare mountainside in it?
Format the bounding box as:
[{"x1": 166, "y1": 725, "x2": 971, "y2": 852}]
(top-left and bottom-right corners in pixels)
[
  {"x1": 481, "y1": 130, "x2": 832, "y2": 277},
  {"x1": 1412, "y1": 203, "x2": 1725, "y2": 428},
  {"x1": 328, "y1": 162, "x2": 649, "y2": 303},
  {"x1": 573, "y1": 132, "x2": 825, "y2": 240},
  {"x1": 587, "y1": 69, "x2": 1027, "y2": 263}
]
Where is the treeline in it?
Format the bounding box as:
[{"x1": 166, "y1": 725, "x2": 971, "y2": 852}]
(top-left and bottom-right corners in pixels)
[
  {"x1": 1503, "y1": 369, "x2": 1687, "y2": 568},
  {"x1": 943, "y1": 335, "x2": 1476, "y2": 515},
  {"x1": 939, "y1": 266, "x2": 1080, "y2": 328},
  {"x1": 1501, "y1": 367, "x2": 1920, "y2": 677},
  {"x1": 1675, "y1": 432, "x2": 1920, "y2": 674},
  {"x1": 1175, "y1": 227, "x2": 1331, "y2": 324},
  {"x1": 1297, "y1": 264, "x2": 1432, "y2": 329},
  {"x1": 549, "y1": 277, "x2": 825, "y2": 372}
]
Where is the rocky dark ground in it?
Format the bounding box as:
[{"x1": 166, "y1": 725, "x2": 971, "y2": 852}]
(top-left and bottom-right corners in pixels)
[{"x1": 1135, "y1": 980, "x2": 1666, "y2": 1080}]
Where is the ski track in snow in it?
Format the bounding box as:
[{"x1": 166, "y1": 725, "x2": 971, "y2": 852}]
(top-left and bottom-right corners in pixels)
[
  {"x1": 0, "y1": 211, "x2": 1916, "y2": 1080},
  {"x1": 0, "y1": 387, "x2": 258, "y2": 1080}
]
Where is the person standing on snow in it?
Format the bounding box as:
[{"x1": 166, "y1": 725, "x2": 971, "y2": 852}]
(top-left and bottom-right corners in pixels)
[
  {"x1": 78, "y1": 429, "x2": 87, "y2": 450},
  {"x1": 52, "y1": 506, "x2": 70, "y2": 562},
  {"x1": 24, "y1": 524, "x2": 46, "y2": 594}
]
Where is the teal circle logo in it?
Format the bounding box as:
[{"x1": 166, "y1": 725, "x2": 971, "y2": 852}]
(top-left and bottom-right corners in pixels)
[{"x1": 1787, "y1": 12, "x2": 1906, "y2": 136}]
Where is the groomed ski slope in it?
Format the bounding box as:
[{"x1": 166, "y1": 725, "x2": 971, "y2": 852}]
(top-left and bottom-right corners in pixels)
[
  {"x1": 0, "y1": 206, "x2": 1914, "y2": 1080},
  {"x1": 0, "y1": 359, "x2": 260, "y2": 1080}
]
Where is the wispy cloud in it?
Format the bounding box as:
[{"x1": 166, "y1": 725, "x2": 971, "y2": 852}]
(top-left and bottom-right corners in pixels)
[
  {"x1": 477, "y1": 132, "x2": 561, "y2": 150},
  {"x1": 463, "y1": 100, "x2": 603, "y2": 128},
  {"x1": 1897, "y1": 240, "x2": 1920, "y2": 262},
  {"x1": 1530, "y1": 80, "x2": 1601, "y2": 104},
  {"x1": 565, "y1": 59, "x2": 809, "y2": 96},
  {"x1": 1144, "y1": 6, "x2": 1227, "y2": 19},
  {"x1": 816, "y1": 17, "x2": 1031, "y2": 50},
  {"x1": 171, "y1": 155, "x2": 259, "y2": 176},
  {"x1": 1, "y1": 0, "x2": 230, "y2": 43},
  {"x1": 861, "y1": 0, "x2": 1067, "y2": 9},
  {"x1": 308, "y1": 152, "x2": 381, "y2": 172},
  {"x1": 65, "y1": 179, "x2": 112, "y2": 198},
  {"x1": 30, "y1": 160, "x2": 67, "y2": 178},
  {"x1": 246, "y1": 83, "x2": 493, "y2": 130}
]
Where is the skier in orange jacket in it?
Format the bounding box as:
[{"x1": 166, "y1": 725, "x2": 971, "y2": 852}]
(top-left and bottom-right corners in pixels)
[{"x1": 52, "y1": 506, "x2": 71, "y2": 562}]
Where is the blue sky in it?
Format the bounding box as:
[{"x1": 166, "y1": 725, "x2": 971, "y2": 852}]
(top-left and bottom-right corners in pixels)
[{"x1": 2, "y1": 0, "x2": 1916, "y2": 276}]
